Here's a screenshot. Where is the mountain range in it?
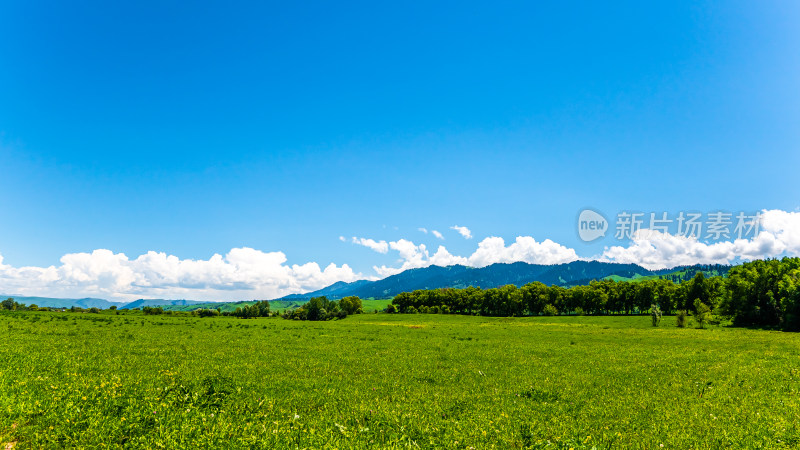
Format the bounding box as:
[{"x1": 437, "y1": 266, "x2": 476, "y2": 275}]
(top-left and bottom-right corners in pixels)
[
  {"x1": 2, "y1": 261, "x2": 731, "y2": 309},
  {"x1": 274, "y1": 260, "x2": 731, "y2": 301}
]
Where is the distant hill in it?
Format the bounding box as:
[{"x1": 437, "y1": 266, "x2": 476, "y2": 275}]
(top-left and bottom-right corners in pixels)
[{"x1": 119, "y1": 299, "x2": 207, "y2": 310}]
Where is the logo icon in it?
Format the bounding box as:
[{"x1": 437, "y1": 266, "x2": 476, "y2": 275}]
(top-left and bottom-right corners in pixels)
[{"x1": 578, "y1": 209, "x2": 607, "y2": 242}]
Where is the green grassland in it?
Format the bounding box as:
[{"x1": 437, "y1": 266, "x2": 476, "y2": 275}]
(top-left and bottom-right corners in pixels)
[{"x1": 2, "y1": 312, "x2": 800, "y2": 449}]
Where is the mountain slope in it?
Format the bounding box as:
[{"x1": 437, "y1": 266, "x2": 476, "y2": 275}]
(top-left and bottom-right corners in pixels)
[{"x1": 274, "y1": 260, "x2": 701, "y2": 301}]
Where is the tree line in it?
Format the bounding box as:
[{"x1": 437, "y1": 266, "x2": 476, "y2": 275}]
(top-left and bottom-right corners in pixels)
[
  {"x1": 389, "y1": 257, "x2": 800, "y2": 331},
  {"x1": 282, "y1": 296, "x2": 363, "y2": 321}
]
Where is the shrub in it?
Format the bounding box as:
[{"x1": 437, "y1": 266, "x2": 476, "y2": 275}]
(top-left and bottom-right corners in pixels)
[
  {"x1": 143, "y1": 306, "x2": 164, "y2": 315},
  {"x1": 574, "y1": 307, "x2": 585, "y2": 316},
  {"x1": 386, "y1": 304, "x2": 397, "y2": 314},
  {"x1": 651, "y1": 304, "x2": 662, "y2": 327},
  {"x1": 197, "y1": 308, "x2": 221, "y2": 318},
  {"x1": 542, "y1": 304, "x2": 558, "y2": 316},
  {"x1": 676, "y1": 310, "x2": 688, "y2": 328}
]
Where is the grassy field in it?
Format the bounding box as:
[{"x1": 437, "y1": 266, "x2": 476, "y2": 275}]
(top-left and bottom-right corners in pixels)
[{"x1": 1, "y1": 312, "x2": 799, "y2": 449}]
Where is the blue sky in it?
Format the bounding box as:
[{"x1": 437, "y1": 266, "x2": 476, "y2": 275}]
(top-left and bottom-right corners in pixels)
[{"x1": 1, "y1": 1, "x2": 799, "y2": 300}]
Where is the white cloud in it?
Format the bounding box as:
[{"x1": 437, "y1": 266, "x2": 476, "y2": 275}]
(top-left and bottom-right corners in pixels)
[
  {"x1": 598, "y1": 209, "x2": 800, "y2": 269},
  {"x1": 467, "y1": 236, "x2": 580, "y2": 267},
  {"x1": 429, "y1": 246, "x2": 467, "y2": 266},
  {"x1": 338, "y1": 236, "x2": 346, "y2": 242},
  {"x1": 599, "y1": 231, "x2": 737, "y2": 269},
  {"x1": 451, "y1": 225, "x2": 473, "y2": 239},
  {"x1": 372, "y1": 239, "x2": 431, "y2": 277},
  {"x1": 418, "y1": 227, "x2": 444, "y2": 240},
  {"x1": 0, "y1": 248, "x2": 362, "y2": 301},
  {"x1": 350, "y1": 237, "x2": 389, "y2": 254}
]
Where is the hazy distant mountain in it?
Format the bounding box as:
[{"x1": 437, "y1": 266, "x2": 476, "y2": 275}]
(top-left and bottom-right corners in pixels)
[
  {"x1": 0, "y1": 296, "x2": 120, "y2": 309},
  {"x1": 0, "y1": 295, "x2": 207, "y2": 310}
]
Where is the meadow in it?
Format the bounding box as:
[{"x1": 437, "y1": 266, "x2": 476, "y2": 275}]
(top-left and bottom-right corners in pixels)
[{"x1": 1, "y1": 311, "x2": 799, "y2": 449}]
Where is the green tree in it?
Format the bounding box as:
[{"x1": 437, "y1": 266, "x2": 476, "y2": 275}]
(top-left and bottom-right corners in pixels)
[
  {"x1": 339, "y1": 296, "x2": 363, "y2": 315},
  {"x1": 694, "y1": 299, "x2": 711, "y2": 329},
  {"x1": 143, "y1": 306, "x2": 164, "y2": 315},
  {"x1": 1, "y1": 298, "x2": 17, "y2": 310}
]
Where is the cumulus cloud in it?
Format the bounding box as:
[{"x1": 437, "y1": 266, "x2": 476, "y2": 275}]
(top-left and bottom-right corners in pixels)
[
  {"x1": 0, "y1": 248, "x2": 362, "y2": 301},
  {"x1": 373, "y1": 239, "x2": 431, "y2": 277},
  {"x1": 350, "y1": 237, "x2": 389, "y2": 254},
  {"x1": 599, "y1": 209, "x2": 800, "y2": 269},
  {"x1": 429, "y1": 246, "x2": 467, "y2": 266},
  {"x1": 467, "y1": 236, "x2": 580, "y2": 267},
  {"x1": 451, "y1": 225, "x2": 473, "y2": 239}
]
